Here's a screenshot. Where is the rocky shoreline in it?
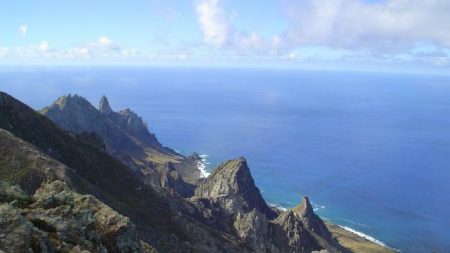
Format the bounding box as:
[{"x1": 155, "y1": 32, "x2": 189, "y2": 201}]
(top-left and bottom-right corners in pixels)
[
  {"x1": 0, "y1": 91, "x2": 394, "y2": 253},
  {"x1": 188, "y1": 154, "x2": 395, "y2": 252}
]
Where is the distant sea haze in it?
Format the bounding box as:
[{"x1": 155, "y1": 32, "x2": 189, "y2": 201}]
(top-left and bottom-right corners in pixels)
[{"x1": 2, "y1": 66, "x2": 450, "y2": 252}]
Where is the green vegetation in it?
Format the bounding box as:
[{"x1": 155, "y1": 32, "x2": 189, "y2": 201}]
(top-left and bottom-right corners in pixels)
[
  {"x1": 0, "y1": 180, "x2": 31, "y2": 208},
  {"x1": 0, "y1": 159, "x2": 30, "y2": 185}
]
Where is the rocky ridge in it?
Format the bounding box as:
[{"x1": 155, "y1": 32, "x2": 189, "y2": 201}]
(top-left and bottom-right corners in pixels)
[
  {"x1": 194, "y1": 158, "x2": 278, "y2": 219},
  {"x1": 0, "y1": 94, "x2": 247, "y2": 252},
  {"x1": 191, "y1": 158, "x2": 342, "y2": 253},
  {"x1": 40, "y1": 94, "x2": 199, "y2": 196},
  {"x1": 0, "y1": 128, "x2": 155, "y2": 252},
  {"x1": 0, "y1": 180, "x2": 156, "y2": 253},
  {"x1": 0, "y1": 91, "x2": 388, "y2": 253}
]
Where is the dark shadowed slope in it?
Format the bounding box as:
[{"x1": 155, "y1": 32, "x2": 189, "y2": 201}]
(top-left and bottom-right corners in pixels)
[
  {"x1": 40, "y1": 94, "x2": 200, "y2": 184},
  {"x1": 0, "y1": 91, "x2": 251, "y2": 252},
  {"x1": 0, "y1": 129, "x2": 156, "y2": 252},
  {"x1": 0, "y1": 91, "x2": 370, "y2": 253}
]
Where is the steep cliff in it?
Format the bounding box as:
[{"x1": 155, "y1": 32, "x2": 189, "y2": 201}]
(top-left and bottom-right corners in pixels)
[
  {"x1": 191, "y1": 157, "x2": 342, "y2": 253},
  {"x1": 0, "y1": 180, "x2": 157, "y2": 253},
  {"x1": 0, "y1": 128, "x2": 156, "y2": 252},
  {"x1": 0, "y1": 91, "x2": 351, "y2": 253},
  {"x1": 194, "y1": 157, "x2": 277, "y2": 219},
  {"x1": 0, "y1": 91, "x2": 248, "y2": 252},
  {"x1": 40, "y1": 94, "x2": 199, "y2": 196}
]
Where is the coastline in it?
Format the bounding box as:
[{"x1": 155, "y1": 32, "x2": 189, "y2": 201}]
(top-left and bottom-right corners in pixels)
[
  {"x1": 326, "y1": 223, "x2": 398, "y2": 253},
  {"x1": 265, "y1": 202, "x2": 397, "y2": 253},
  {"x1": 196, "y1": 153, "x2": 396, "y2": 253},
  {"x1": 338, "y1": 225, "x2": 398, "y2": 251},
  {"x1": 197, "y1": 154, "x2": 211, "y2": 178}
]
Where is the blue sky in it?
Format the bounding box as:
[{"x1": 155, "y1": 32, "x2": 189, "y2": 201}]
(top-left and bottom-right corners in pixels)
[{"x1": 1, "y1": 0, "x2": 450, "y2": 73}]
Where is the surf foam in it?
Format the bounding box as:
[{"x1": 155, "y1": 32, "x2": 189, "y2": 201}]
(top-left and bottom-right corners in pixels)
[
  {"x1": 339, "y1": 225, "x2": 400, "y2": 252},
  {"x1": 197, "y1": 154, "x2": 211, "y2": 178},
  {"x1": 268, "y1": 203, "x2": 288, "y2": 211}
]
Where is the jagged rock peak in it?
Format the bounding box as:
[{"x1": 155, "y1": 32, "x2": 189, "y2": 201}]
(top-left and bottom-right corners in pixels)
[
  {"x1": 99, "y1": 95, "x2": 113, "y2": 114},
  {"x1": 292, "y1": 196, "x2": 314, "y2": 218},
  {"x1": 119, "y1": 108, "x2": 146, "y2": 125},
  {"x1": 196, "y1": 157, "x2": 252, "y2": 196},
  {"x1": 51, "y1": 94, "x2": 92, "y2": 109},
  {"x1": 117, "y1": 108, "x2": 151, "y2": 135},
  {"x1": 195, "y1": 157, "x2": 277, "y2": 219},
  {"x1": 211, "y1": 156, "x2": 247, "y2": 176},
  {"x1": 291, "y1": 196, "x2": 337, "y2": 247}
]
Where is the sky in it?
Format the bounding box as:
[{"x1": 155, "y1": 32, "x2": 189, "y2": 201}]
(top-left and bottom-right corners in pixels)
[{"x1": 0, "y1": 0, "x2": 450, "y2": 73}]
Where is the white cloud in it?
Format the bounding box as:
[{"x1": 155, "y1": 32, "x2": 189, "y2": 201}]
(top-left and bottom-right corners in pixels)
[
  {"x1": 63, "y1": 36, "x2": 122, "y2": 58},
  {"x1": 195, "y1": 0, "x2": 230, "y2": 46},
  {"x1": 39, "y1": 41, "x2": 49, "y2": 52},
  {"x1": 177, "y1": 53, "x2": 189, "y2": 60},
  {"x1": 0, "y1": 47, "x2": 8, "y2": 57},
  {"x1": 68, "y1": 47, "x2": 90, "y2": 58},
  {"x1": 10, "y1": 37, "x2": 116, "y2": 60},
  {"x1": 3, "y1": 35, "x2": 190, "y2": 63},
  {"x1": 194, "y1": 0, "x2": 281, "y2": 54},
  {"x1": 98, "y1": 36, "x2": 112, "y2": 46},
  {"x1": 86, "y1": 36, "x2": 122, "y2": 54},
  {"x1": 192, "y1": 0, "x2": 450, "y2": 56},
  {"x1": 19, "y1": 24, "x2": 28, "y2": 36},
  {"x1": 14, "y1": 41, "x2": 55, "y2": 58},
  {"x1": 190, "y1": 0, "x2": 450, "y2": 67},
  {"x1": 280, "y1": 0, "x2": 450, "y2": 50},
  {"x1": 411, "y1": 49, "x2": 450, "y2": 66}
]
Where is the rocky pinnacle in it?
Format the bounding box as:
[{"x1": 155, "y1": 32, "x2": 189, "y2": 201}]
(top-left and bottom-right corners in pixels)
[{"x1": 99, "y1": 95, "x2": 113, "y2": 115}]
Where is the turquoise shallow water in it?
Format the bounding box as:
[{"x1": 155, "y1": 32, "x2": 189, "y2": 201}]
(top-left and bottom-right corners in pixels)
[{"x1": 1, "y1": 67, "x2": 450, "y2": 252}]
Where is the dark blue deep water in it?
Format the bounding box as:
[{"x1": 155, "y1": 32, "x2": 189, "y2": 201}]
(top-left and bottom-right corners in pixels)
[{"x1": 1, "y1": 67, "x2": 450, "y2": 252}]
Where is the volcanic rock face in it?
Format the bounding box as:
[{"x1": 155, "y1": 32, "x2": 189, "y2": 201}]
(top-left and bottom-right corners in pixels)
[
  {"x1": 98, "y1": 95, "x2": 151, "y2": 144},
  {"x1": 99, "y1": 95, "x2": 113, "y2": 115},
  {"x1": 292, "y1": 197, "x2": 336, "y2": 244},
  {"x1": 41, "y1": 94, "x2": 166, "y2": 156},
  {"x1": 192, "y1": 157, "x2": 342, "y2": 253},
  {"x1": 191, "y1": 158, "x2": 277, "y2": 251},
  {"x1": 0, "y1": 92, "x2": 254, "y2": 252},
  {"x1": 195, "y1": 157, "x2": 277, "y2": 219},
  {"x1": 270, "y1": 210, "x2": 321, "y2": 253},
  {"x1": 40, "y1": 94, "x2": 200, "y2": 195},
  {"x1": 0, "y1": 128, "x2": 154, "y2": 252},
  {"x1": 0, "y1": 91, "x2": 345, "y2": 253},
  {"x1": 0, "y1": 180, "x2": 154, "y2": 253}
]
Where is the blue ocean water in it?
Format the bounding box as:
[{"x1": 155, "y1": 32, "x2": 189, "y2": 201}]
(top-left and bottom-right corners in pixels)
[{"x1": 1, "y1": 67, "x2": 450, "y2": 252}]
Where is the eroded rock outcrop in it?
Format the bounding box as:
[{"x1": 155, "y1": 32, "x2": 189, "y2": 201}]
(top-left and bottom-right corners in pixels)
[
  {"x1": 0, "y1": 92, "x2": 258, "y2": 252},
  {"x1": 99, "y1": 95, "x2": 113, "y2": 115},
  {"x1": 194, "y1": 157, "x2": 277, "y2": 219},
  {"x1": 191, "y1": 157, "x2": 342, "y2": 253},
  {"x1": 40, "y1": 94, "x2": 200, "y2": 194},
  {"x1": 0, "y1": 179, "x2": 156, "y2": 253},
  {"x1": 269, "y1": 210, "x2": 321, "y2": 253},
  {"x1": 1, "y1": 91, "x2": 346, "y2": 253},
  {"x1": 292, "y1": 197, "x2": 336, "y2": 245}
]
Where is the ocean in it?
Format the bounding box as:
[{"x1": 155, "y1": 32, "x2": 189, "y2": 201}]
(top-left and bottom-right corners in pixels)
[{"x1": 1, "y1": 66, "x2": 449, "y2": 252}]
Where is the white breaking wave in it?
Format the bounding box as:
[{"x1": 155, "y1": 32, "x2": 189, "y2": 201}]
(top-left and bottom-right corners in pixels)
[
  {"x1": 197, "y1": 154, "x2": 211, "y2": 178},
  {"x1": 268, "y1": 201, "x2": 325, "y2": 212},
  {"x1": 312, "y1": 202, "x2": 326, "y2": 212},
  {"x1": 194, "y1": 158, "x2": 396, "y2": 251},
  {"x1": 339, "y1": 226, "x2": 401, "y2": 252},
  {"x1": 268, "y1": 203, "x2": 288, "y2": 211}
]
